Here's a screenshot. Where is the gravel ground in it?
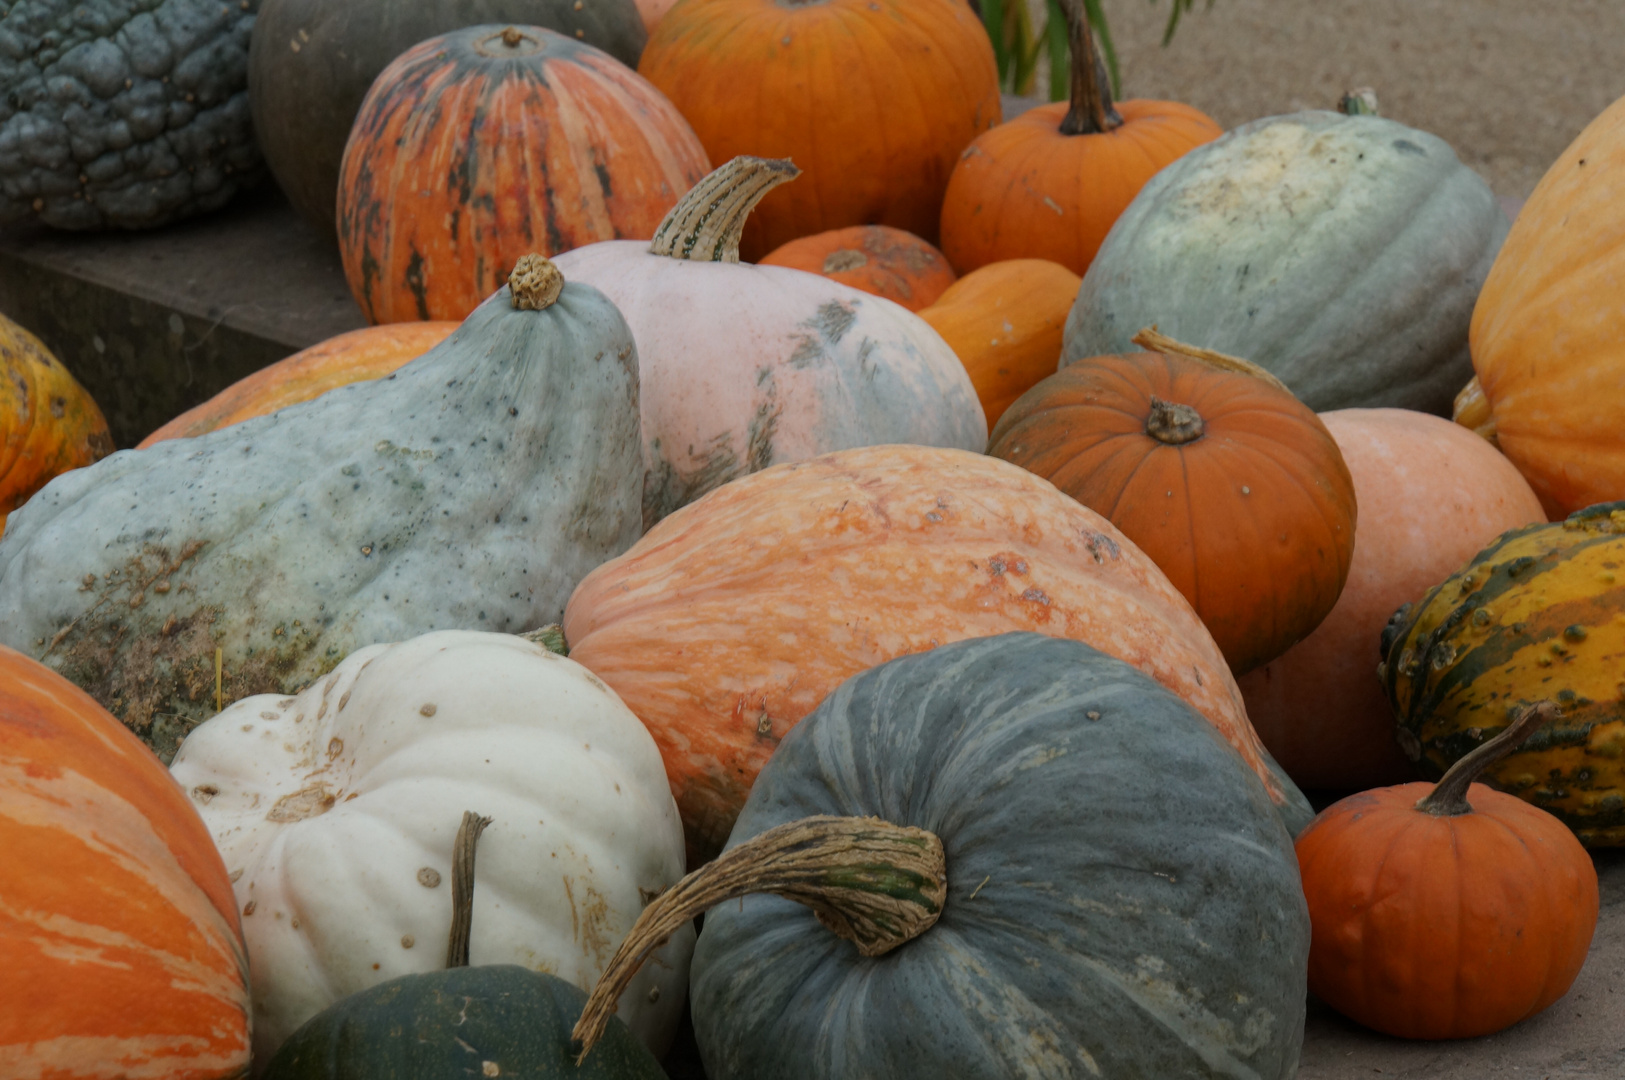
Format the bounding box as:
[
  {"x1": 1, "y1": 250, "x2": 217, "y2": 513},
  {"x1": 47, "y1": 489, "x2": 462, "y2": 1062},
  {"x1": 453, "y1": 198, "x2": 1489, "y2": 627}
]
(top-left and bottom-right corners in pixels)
[{"x1": 1095, "y1": 0, "x2": 1625, "y2": 199}]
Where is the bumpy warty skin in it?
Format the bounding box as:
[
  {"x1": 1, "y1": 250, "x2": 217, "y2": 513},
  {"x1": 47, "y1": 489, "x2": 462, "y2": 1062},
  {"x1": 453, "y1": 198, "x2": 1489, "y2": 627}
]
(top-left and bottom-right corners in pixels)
[
  {"x1": 0, "y1": 0, "x2": 262, "y2": 229},
  {"x1": 0, "y1": 279, "x2": 644, "y2": 759}
]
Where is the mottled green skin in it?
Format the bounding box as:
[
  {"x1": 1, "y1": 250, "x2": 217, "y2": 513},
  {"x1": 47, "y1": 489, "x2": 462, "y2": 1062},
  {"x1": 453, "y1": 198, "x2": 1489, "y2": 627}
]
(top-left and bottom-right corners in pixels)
[
  {"x1": 693, "y1": 633, "x2": 1310, "y2": 1080},
  {"x1": 263, "y1": 965, "x2": 667, "y2": 1079},
  {"x1": 1063, "y1": 111, "x2": 1508, "y2": 416}
]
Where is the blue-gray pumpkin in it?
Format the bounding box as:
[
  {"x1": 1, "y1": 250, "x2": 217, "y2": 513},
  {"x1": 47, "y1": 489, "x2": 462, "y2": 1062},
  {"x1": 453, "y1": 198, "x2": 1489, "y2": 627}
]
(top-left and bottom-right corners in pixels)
[
  {"x1": 673, "y1": 633, "x2": 1310, "y2": 1079},
  {"x1": 0, "y1": 0, "x2": 264, "y2": 229},
  {"x1": 1062, "y1": 107, "x2": 1508, "y2": 415}
]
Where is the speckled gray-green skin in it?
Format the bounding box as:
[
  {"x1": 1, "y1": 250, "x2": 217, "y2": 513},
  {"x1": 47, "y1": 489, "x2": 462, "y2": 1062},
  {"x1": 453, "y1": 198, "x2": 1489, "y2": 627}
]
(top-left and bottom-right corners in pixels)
[
  {"x1": 1063, "y1": 111, "x2": 1508, "y2": 416},
  {"x1": 692, "y1": 633, "x2": 1309, "y2": 1080},
  {"x1": 0, "y1": 278, "x2": 642, "y2": 759},
  {"x1": 0, "y1": 0, "x2": 263, "y2": 229}
]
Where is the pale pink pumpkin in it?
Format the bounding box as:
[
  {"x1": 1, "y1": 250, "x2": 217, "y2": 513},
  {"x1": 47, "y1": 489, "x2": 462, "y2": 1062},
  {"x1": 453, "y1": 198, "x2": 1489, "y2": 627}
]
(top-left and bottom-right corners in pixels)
[
  {"x1": 1238, "y1": 409, "x2": 1545, "y2": 791},
  {"x1": 551, "y1": 157, "x2": 986, "y2": 527}
]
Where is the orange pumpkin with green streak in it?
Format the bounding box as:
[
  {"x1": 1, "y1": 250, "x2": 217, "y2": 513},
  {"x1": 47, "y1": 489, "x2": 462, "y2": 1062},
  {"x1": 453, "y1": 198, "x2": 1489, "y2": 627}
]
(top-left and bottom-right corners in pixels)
[
  {"x1": 1, "y1": 315, "x2": 112, "y2": 535},
  {"x1": 1381, "y1": 502, "x2": 1625, "y2": 845}
]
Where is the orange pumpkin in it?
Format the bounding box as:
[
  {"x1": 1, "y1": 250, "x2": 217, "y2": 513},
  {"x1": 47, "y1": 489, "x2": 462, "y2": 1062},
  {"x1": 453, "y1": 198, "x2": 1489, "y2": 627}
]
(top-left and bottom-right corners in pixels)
[
  {"x1": 0, "y1": 645, "x2": 251, "y2": 1076},
  {"x1": 339, "y1": 24, "x2": 710, "y2": 323},
  {"x1": 138, "y1": 322, "x2": 457, "y2": 447},
  {"x1": 563, "y1": 443, "x2": 1308, "y2": 863},
  {"x1": 920, "y1": 258, "x2": 1081, "y2": 427},
  {"x1": 1238, "y1": 408, "x2": 1545, "y2": 790},
  {"x1": 988, "y1": 331, "x2": 1356, "y2": 675},
  {"x1": 938, "y1": 2, "x2": 1221, "y2": 276},
  {"x1": 638, "y1": 0, "x2": 1000, "y2": 261},
  {"x1": 1298, "y1": 702, "x2": 1598, "y2": 1039},
  {"x1": 758, "y1": 225, "x2": 956, "y2": 312}
]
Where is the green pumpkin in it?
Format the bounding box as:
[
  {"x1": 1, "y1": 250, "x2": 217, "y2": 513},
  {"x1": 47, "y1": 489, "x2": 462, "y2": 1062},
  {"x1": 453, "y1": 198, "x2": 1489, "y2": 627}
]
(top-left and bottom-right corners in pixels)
[
  {"x1": 1062, "y1": 105, "x2": 1508, "y2": 415},
  {"x1": 250, "y1": 0, "x2": 648, "y2": 236},
  {"x1": 263, "y1": 964, "x2": 667, "y2": 1079},
  {"x1": 1380, "y1": 502, "x2": 1625, "y2": 846},
  {"x1": 689, "y1": 633, "x2": 1310, "y2": 1079}
]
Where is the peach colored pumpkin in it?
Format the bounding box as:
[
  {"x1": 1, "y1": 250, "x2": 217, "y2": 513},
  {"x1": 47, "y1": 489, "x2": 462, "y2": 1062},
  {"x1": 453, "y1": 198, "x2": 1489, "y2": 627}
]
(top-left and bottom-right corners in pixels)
[
  {"x1": 563, "y1": 443, "x2": 1308, "y2": 863},
  {"x1": 1238, "y1": 409, "x2": 1545, "y2": 790}
]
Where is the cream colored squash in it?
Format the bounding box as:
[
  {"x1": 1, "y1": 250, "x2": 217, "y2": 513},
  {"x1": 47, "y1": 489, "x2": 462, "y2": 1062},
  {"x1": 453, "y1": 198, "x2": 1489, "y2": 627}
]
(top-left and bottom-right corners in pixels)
[{"x1": 169, "y1": 629, "x2": 692, "y2": 1066}]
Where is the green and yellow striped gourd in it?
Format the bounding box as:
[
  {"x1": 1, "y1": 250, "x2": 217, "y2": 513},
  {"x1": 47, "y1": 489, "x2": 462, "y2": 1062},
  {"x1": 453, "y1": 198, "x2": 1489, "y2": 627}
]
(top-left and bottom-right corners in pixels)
[{"x1": 1380, "y1": 502, "x2": 1625, "y2": 845}]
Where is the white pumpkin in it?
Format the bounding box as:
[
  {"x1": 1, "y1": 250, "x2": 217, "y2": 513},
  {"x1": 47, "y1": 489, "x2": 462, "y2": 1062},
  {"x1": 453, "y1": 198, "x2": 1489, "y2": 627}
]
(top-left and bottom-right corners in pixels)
[
  {"x1": 553, "y1": 156, "x2": 987, "y2": 526},
  {"x1": 169, "y1": 629, "x2": 692, "y2": 1066}
]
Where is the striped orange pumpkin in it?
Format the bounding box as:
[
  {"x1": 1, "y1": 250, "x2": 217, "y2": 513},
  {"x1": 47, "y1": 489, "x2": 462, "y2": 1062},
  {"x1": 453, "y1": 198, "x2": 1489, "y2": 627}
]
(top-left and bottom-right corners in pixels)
[
  {"x1": 139, "y1": 322, "x2": 457, "y2": 447},
  {"x1": 338, "y1": 24, "x2": 710, "y2": 323},
  {"x1": 0, "y1": 645, "x2": 250, "y2": 1077}
]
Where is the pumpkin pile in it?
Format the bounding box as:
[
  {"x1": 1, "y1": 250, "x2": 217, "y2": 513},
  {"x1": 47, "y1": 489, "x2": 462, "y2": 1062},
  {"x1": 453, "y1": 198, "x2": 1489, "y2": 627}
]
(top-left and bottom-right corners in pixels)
[{"x1": 9, "y1": 1, "x2": 1625, "y2": 1073}]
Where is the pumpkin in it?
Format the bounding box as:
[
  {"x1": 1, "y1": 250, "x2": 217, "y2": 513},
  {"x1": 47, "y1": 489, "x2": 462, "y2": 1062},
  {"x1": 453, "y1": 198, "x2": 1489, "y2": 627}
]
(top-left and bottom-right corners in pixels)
[
  {"x1": 251, "y1": 0, "x2": 649, "y2": 236},
  {"x1": 937, "y1": 0, "x2": 1221, "y2": 277},
  {"x1": 1063, "y1": 94, "x2": 1509, "y2": 416},
  {"x1": 638, "y1": 0, "x2": 1000, "y2": 260},
  {"x1": 1298, "y1": 702, "x2": 1598, "y2": 1039},
  {"x1": 563, "y1": 443, "x2": 1313, "y2": 863},
  {"x1": 919, "y1": 258, "x2": 1081, "y2": 428},
  {"x1": 0, "y1": 256, "x2": 643, "y2": 761},
  {"x1": 758, "y1": 225, "x2": 957, "y2": 312},
  {"x1": 1467, "y1": 94, "x2": 1625, "y2": 518},
  {"x1": 169, "y1": 629, "x2": 692, "y2": 1064},
  {"x1": 138, "y1": 323, "x2": 457, "y2": 447},
  {"x1": 988, "y1": 330, "x2": 1357, "y2": 676},
  {"x1": 339, "y1": 24, "x2": 709, "y2": 323},
  {"x1": 0, "y1": 314, "x2": 113, "y2": 536},
  {"x1": 1238, "y1": 409, "x2": 1545, "y2": 790},
  {"x1": 0, "y1": 0, "x2": 261, "y2": 229},
  {"x1": 572, "y1": 634, "x2": 1309, "y2": 1078},
  {"x1": 1381, "y1": 501, "x2": 1625, "y2": 845},
  {"x1": 0, "y1": 645, "x2": 250, "y2": 1077},
  {"x1": 552, "y1": 156, "x2": 987, "y2": 526},
  {"x1": 264, "y1": 812, "x2": 667, "y2": 1079}
]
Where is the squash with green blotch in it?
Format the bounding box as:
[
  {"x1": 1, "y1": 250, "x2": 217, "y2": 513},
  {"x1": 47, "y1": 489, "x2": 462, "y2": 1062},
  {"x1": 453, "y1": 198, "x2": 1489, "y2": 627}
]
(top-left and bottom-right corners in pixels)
[{"x1": 1380, "y1": 502, "x2": 1625, "y2": 845}]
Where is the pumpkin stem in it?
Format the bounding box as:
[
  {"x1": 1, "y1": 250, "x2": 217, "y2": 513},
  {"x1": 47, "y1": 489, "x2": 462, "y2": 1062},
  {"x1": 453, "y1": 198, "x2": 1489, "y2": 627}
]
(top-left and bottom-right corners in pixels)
[
  {"x1": 518, "y1": 624, "x2": 569, "y2": 656},
  {"x1": 1415, "y1": 702, "x2": 1558, "y2": 817},
  {"x1": 507, "y1": 255, "x2": 565, "y2": 311},
  {"x1": 1059, "y1": 0, "x2": 1123, "y2": 136},
  {"x1": 446, "y1": 810, "x2": 494, "y2": 968},
  {"x1": 1131, "y1": 326, "x2": 1294, "y2": 396},
  {"x1": 1146, "y1": 397, "x2": 1205, "y2": 445},
  {"x1": 571, "y1": 814, "x2": 945, "y2": 1060},
  {"x1": 1452, "y1": 375, "x2": 1500, "y2": 447},
  {"x1": 1338, "y1": 87, "x2": 1381, "y2": 116},
  {"x1": 649, "y1": 156, "x2": 801, "y2": 264}
]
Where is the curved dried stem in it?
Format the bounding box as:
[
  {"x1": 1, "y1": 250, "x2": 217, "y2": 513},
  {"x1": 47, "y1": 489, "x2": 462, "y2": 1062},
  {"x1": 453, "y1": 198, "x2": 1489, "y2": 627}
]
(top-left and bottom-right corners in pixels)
[
  {"x1": 1416, "y1": 702, "x2": 1558, "y2": 817},
  {"x1": 1132, "y1": 326, "x2": 1294, "y2": 397},
  {"x1": 649, "y1": 156, "x2": 801, "y2": 264},
  {"x1": 1059, "y1": 0, "x2": 1123, "y2": 135},
  {"x1": 446, "y1": 810, "x2": 493, "y2": 968}
]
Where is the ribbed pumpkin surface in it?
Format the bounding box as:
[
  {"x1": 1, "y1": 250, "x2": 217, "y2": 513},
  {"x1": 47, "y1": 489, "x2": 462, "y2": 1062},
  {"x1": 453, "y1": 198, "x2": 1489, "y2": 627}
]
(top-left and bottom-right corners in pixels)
[
  {"x1": 0, "y1": 315, "x2": 111, "y2": 535},
  {"x1": 139, "y1": 323, "x2": 457, "y2": 447},
  {"x1": 1381, "y1": 502, "x2": 1625, "y2": 844},
  {"x1": 339, "y1": 24, "x2": 709, "y2": 323},
  {"x1": 563, "y1": 444, "x2": 1308, "y2": 863},
  {"x1": 0, "y1": 646, "x2": 250, "y2": 1077}
]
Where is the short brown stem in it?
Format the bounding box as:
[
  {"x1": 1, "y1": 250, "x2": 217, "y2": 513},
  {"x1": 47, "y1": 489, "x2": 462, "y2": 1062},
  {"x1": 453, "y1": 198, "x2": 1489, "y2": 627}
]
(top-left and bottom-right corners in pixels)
[
  {"x1": 507, "y1": 255, "x2": 564, "y2": 311},
  {"x1": 1146, "y1": 397, "x2": 1204, "y2": 444},
  {"x1": 1131, "y1": 326, "x2": 1294, "y2": 396},
  {"x1": 571, "y1": 815, "x2": 946, "y2": 1061},
  {"x1": 446, "y1": 810, "x2": 493, "y2": 968},
  {"x1": 649, "y1": 156, "x2": 801, "y2": 264},
  {"x1": 1059, "y1": 0, "x2": 1123, "y2": 136},
  {"x1": 1415, "y1": 702, "x2": 1558, "y2": 817}
]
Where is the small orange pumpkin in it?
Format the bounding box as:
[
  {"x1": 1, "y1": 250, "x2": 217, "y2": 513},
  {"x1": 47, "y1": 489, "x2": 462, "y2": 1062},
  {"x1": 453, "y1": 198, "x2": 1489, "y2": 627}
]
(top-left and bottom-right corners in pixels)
[
  {"x1": 758, "y1": 225, "x2": 956, "y2": 312},
  {"x1": 920, "y1": 258, "x2": 1081, "y2": 428},
  {"x1": 638, "y1": 0, "x2": 1000, "y2": 260},
  {"x1": 1298, "y1": 702, "x2": 1598, "y2": 1040},
  {"x1": 988, "y1": 330, "x2": 1356, "y2": 675},
  {"x1": 938, "y1": 1, "x2": 1221, "y2": 276},
  {"x1": 339, "y1": 24, "x2": 710, "y2": 323},
  {"x1": 0, "y1": 645, "x2": 251, "y2": 1076},
  {"x1": 139, "y1": 322, "x2": 457, "y2": 447},
  {"x1": 1, "y1": 314, "x2": 113, "y2": 535}
]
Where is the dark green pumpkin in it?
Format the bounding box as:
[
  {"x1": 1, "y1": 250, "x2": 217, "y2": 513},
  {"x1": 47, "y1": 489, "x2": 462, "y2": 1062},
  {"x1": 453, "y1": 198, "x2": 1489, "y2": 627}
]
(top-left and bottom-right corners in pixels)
[
  {"x1": 249, "y1": 0, "x2": 648, "y2": 237},
  {"x1": 690, "y1": 632, "x2": 1310, "y2": 1079}
]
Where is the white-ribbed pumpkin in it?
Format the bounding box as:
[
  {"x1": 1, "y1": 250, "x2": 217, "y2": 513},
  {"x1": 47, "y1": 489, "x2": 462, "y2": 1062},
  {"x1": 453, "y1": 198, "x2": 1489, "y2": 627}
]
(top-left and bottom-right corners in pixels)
[{"x1": 168, "y1": 629, "x2": 692, "y2": 1066}]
